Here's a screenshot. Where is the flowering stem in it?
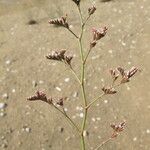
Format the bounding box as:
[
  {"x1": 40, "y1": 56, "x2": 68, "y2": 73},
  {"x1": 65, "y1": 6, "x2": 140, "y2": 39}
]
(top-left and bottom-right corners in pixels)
[
  {"x1": 52, "y1": 103, "x2": 81, "y2": 134},
  {"x1": 78, "y1": 5, "x2": 87, "y2": 150}
]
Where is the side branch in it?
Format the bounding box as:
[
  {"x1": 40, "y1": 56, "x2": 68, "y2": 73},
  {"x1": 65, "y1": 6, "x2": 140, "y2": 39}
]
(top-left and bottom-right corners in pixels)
[
  {"x1": 86, "y1": 93, "x2": 105, "y2": 110},
  {"x1": 95, "y1": 137, "x2": 112, "y2": 150},
  {"x1": 52, "y1": 103, "x2": 81, "y2": 134},
  {"x1": 62, "y1": 60, "x2": 81, "y2": 85},
  {"x1": 86, "y1": 82, "x2": 124, "y2": 109},
  {"x1": 83, "y1": 47, "x2": 92, "y2": 64},
  {"x1": 67, "y1": 28, "x2": 79, "y2": 39},
  {"x1": 69, "y1": 65, "x2": 82, "y2": 85}
]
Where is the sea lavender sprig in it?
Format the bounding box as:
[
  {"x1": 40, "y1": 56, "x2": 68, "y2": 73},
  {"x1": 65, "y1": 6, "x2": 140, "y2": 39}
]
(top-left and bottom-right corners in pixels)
[{"x1": 27, "y1": 1, "x2": 139, "y2": 150}]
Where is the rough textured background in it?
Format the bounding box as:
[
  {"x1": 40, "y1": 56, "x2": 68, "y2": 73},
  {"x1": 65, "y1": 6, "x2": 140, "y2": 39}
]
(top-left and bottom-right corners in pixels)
[{"x1": 0, "y1": 0, "x2": 150, "y2": 150}]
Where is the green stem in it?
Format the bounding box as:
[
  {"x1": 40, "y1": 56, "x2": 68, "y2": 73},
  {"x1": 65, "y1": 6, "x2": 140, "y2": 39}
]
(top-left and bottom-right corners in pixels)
[
  {"x1": 81, "y1": 134, "x2": 86, "y2": 150},
  {"x1": 78, "y1": 5, "x2": 87, "y2": 150}
]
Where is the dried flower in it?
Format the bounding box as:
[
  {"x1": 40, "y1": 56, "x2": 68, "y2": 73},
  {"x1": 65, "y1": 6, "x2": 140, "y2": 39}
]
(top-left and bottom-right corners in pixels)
[
  {"x1": 46, "y1": 50, "x2": 73, "y2": 65},
  {"x1": 110, "y1": 121, "x2": 126, "y2": 138},
  {"x1": 46, "y1": 50, "x2": 66, "y2": 61},
  {"x1": 49, "y1": 15, "x2": 69, "y2": 28},
  {"x1": 117, "y1": 66, "x2": 138, "y2": 84},
  {"x1": 88, "y1": 6, "x2": 96, "y2": 16},
  {"x1": 72, "y1": 0, "x2": 80, "y2": 6},
  {"x1": 109, "y1": 68, "x2": 119, "y2": 82},
  {"x1": 92, "y1": 27, "x2": 107, "y2": 41},
  {"x1": 27, "y1": 91, "x2": 53, "y2": 104},
  {"x1": 90, "y1": 27, "x2": 107, "y2": 48},
  {"x1": 102, "y1": 86, "x2": 117, "y2": 94},
  {"x1": 126, "y1": 67, "x2": 138, "y2": 78},
  {"x1": 117, "y1": 67, "x2": 126, "y2": 77}
]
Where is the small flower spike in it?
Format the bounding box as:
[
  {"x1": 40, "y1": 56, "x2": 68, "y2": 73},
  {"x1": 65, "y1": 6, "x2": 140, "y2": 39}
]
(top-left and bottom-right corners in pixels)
[
  {"x1": 109, "y1": 68, "x2": 120, "y2": 82},
  {"x1": 46, "y1": 50, "x2": 73, "y2": 65},
  {"x1": 49, "y1": 15, "x2": 69, "y2": 29},
  {"x1": 126, "y1": 67, "x2": 138, "y2": 78},
  {"x1": 117, "y1": 66, "x2": 138, "y2": 84},
  {"x1": 90, "y1": 27, "x2": 108, "y2": 48},
  {"x1": 102, "y1": 86, "x2": 117, "y2": 94},
  {"x1": 72, "y1": 0, "x2": 81, "y2": 6},
  {"x1": 88, "y1": 6, "x2": 96, "y2": 16},
  {"x1": 110, "y1": 121, "x2": 126, "y2": 138},
  {"x1": 27, "y1": 91, "x2": 53, "y2": 105},
  {"x1": 46, "y1": 50, "x2": 66, "y2": 61}
]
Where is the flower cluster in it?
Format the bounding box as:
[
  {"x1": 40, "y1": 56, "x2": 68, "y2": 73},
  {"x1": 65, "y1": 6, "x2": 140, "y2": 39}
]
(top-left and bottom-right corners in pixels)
[
  {"x1": 110, "y1": 121, "x2": 126, "y2": 138},
  {"x1": 109, "y1": 66, "x2": 138, "y2": 84},
  {"x1": 117, "y1": 66, "x2": 138, "y2": 84},
  {"x1": 102, "y1": 66, "x2": 138, "y2": 94},
  {"x1": 27, "y1": 91, "x2": 52, "y2": 105},
  {"x1": 27, "y1": 91, "x2": 67, "y2": 107},
  {"x1": 46, "y1": 50, "x2": 73, "y2": 65},
  {"x1": 49, "y1": 15, "x2": 69, "y2": 29},
  {"x1": 90, "y1": 26, "x2": 108, "y2": 48}
]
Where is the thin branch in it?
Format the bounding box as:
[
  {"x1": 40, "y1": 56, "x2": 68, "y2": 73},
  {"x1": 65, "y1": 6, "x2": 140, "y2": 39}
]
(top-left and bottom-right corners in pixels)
[
  {"x1": 86, "y1": 82, "x2": 122, "y2": 109},
  {"x1": 95, "y1": 137, "x2": 112, "y2": 150},
  {"x1": 86, "y1": 93, "x2": 105, "y2": 110},
  {"x1": 83, "y1": 15, "x2": 90, "y2": 26},
  {"x1": 62, "y1": 107, "x2": 67, "y2": 116},
  {"x1": 78, "y1": 5, "x2": 84, "y2": 27},
  {"x1": 82, "y1": 15, "x2": 94, "y2": 64},
  {"x1": 62, "y1": 60, "x2": 81, "y2": 85},
  {"x1": 67, "y1": 28, "x2": 79, "y2": 39},
  {"x1": 52, "y1": 103, "x2": 81, "y2": 134},
  {"x1": 69, "y1": 65, "x2": 82, "y2": 85},
  {"x1": 83, "y1": 47, "x2": 92, "y2": 64}
]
